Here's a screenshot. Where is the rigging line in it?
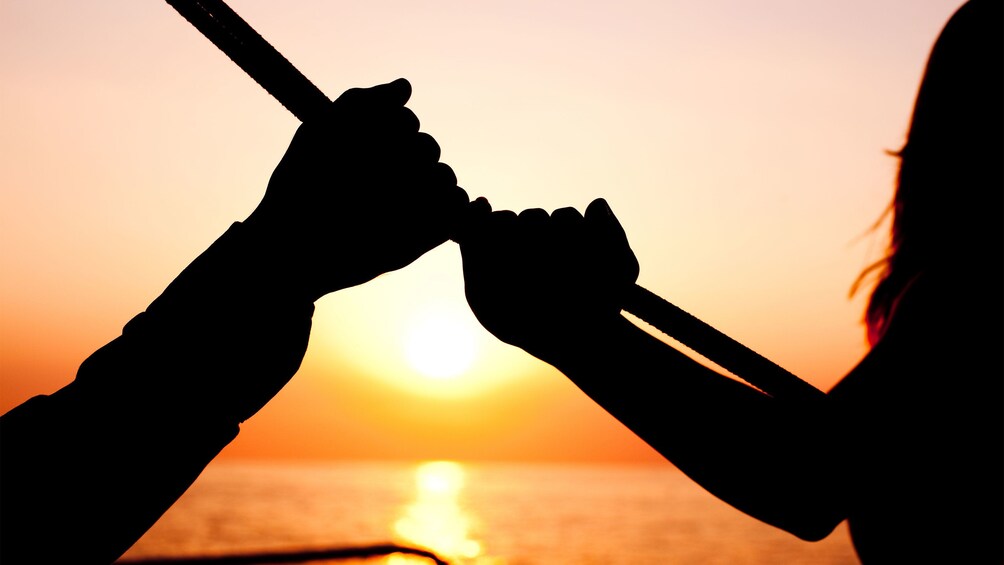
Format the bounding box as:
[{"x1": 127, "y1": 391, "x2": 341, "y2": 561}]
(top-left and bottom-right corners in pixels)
[
  {"x1": 622, "y1": 286, "x2": 823, "y2": 401},
  {"x1": 163, "y1": 0, "x2": 825, "y2": 402},
  {"x1": 166, "y1": 0, "x2": 329, "y2": 121},
  {"x1": 114, "y1": 542, "x2": 449, "y2": 564}
]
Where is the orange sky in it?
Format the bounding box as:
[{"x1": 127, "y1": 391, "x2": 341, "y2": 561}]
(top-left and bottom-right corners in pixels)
[{"x1": 0, "y1": 0, "x2": 964, "y2": 463}]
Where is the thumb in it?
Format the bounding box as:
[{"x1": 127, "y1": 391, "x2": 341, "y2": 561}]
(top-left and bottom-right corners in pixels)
[
  {"x1": 584, "y1": 198, "x2": 627, "y2": 241},
  {"x1": 337, "y1": 78, "x2": 412, "y2": 107},
  {"x1": 585, "y1": 197, "x2": 639, "y2": 283}
]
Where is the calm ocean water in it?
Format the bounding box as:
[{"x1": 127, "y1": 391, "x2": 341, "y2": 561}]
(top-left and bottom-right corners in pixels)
[{"x1": 118, "y1": 461, "x2": 859, "y2": 565}]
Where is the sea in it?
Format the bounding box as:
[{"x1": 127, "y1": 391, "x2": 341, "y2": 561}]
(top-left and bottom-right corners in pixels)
[{"x1": 117, "y1": 460, "x2": 860, "y2": 565}]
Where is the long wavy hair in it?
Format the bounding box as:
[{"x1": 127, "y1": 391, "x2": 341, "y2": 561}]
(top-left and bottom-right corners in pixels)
[{"x1": 854, "y1": 0, "x2": 1002, "y2": 345}]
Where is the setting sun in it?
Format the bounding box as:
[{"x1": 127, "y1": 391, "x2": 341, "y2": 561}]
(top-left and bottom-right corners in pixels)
[
  {"x1": 404, "y1": 308, "x2": 479, "y2": 380},
  {"x1": 309, "y1": 244, "x2": 548, "y2": 401}
]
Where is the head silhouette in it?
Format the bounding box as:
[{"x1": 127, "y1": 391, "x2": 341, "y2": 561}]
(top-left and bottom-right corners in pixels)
[{"x1": 863, "y1": 0, "x2": 1003, "y2": 344}]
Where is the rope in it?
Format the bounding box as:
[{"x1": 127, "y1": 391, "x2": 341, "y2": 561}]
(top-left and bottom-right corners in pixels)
[
  {"x1": 166, "y1": 0, "x2": 330, "y2": 122},
  {"x1": 163, "y1": 0, "x2": 824, "y2": 402},
  {"x1": 622, "y1": 286, "x2": 823, "y2": 401},
  {"x1": 115, "y1": 543, "x2": 449, "y2": 564}
]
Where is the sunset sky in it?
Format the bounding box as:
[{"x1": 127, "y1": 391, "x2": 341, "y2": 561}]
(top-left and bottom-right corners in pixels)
[{"x1": 1, "y1": 0, "x2": 964, "y2": 463}]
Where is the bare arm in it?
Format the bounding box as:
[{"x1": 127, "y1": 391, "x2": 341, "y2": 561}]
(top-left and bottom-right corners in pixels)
[
  {"x1": 555, "y1": 315, "x2": 847, "y2": 540},
  {"x1": 0, "y1": 78, "x2": 470, "y2": 564},
  {"x1": 460, "y1": 199, "x2": 848, "y2": 541},
  {"x1": 0, "y1": 221, "x2": 309, "y2": 564}
]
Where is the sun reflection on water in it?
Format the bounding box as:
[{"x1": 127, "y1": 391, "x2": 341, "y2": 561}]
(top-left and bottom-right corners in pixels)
[{"x1": 391, "y1": 461, "x2": 495, "y2": 565}]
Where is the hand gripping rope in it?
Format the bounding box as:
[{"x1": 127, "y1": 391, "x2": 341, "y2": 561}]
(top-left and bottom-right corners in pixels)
[{"x1": 164, "y1": 0, "x2": 824, "y2": 402}]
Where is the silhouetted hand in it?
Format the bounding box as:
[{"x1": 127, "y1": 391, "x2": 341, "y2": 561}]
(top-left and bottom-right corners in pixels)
[
  {"x1": 460, "y1": 198, "x2": 639, "y2": 365},
  {"x1": 244, "y1": 78, "x2": 470, "y2": 300},
  {"x1": 73, "y1": 79, "x2": 472, "y2": 428}
]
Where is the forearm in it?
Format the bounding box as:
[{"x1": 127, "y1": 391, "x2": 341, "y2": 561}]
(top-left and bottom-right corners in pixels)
[
  {"x1": 0, "y1": 222, "x2": 315, "y2": 563},
  {"x1": 550, "y1": 315, "x2": 848, "y2": 540},
  {"x1": 0, "y1": 381, "x2": 238, "y2": 564}
]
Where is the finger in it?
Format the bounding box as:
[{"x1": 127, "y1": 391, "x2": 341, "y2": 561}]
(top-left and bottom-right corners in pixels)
[
  {"x1": 459, "y1": 206, "x2": 512, "y2": 247},
  {"x1": 516, "y1": 208, "x2": 553, "y2": 267},
  {"x1": 550, "y1": 205, "x2": 586, "y2": 258},
  {"x1": 451, "y1": 195, "x2": 491, "y2": 243},
  {"x1": 394, "y1": 106, "x2": 421, "y2": 134},
  {"x1": 551, "y1": 206, "x2": 584, "y2": 227},
  {"x1": 468, "y1": 196, "x2": 493, "y2": 218},
  {"x1": 329, "y1": 81, "x2": 417, "y2": 136},
  {"x1": 373, "y1": 77, "x2": 413, "y2": 106},
  {"x1": 483, "y1": 209, "x2": 519, "y2": 246},
  {"x1": 461, "y1": 209, "x2": 520, "y2": 305},
  {"x1": 409, "y1": 132, "x2": 442, "y2": 164},
  {"x1": 351, "y1": 105, "x2": 419, "y2": 136},
  {"x1": 426, "y1": 161, "x2": 458, "y2": 187},
  {"x1": 517, "y1": 207, "x2": 549, "y2": 228},
  {"x1": 451, "y1": 195, "x2": 489, "y2": 239},
  {"x1": 487, "y1": 209, "x2": 519, "y2": 231},
  {"x1": 516, "y1": 207, "x2": 549, "y2": 246}
]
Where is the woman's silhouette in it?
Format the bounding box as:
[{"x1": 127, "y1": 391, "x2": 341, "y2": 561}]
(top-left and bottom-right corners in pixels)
[{"x1": 460, "y1": 1, "x2": 1002, "y2": 561}]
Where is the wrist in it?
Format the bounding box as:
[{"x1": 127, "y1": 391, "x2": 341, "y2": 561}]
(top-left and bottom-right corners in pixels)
[
  {"x1": 539, "y1": 314, "x2": 639, "y2": 375},
  {"x1": 194, "y1": 220, "x2": 319, "y2": 304}
]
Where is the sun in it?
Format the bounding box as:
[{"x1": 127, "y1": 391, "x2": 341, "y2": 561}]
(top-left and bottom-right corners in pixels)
[
  {"x1": 309, "y1": 244, "x2": 546, "y2": 400},
  {"x1": 404, "y1": 309, "x2": 479, "y2": 379}
]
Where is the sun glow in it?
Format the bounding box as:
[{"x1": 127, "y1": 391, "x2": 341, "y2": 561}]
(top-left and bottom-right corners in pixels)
[
  {"x1": 404, "y1": 310, "x2": 478, "y2": 380},
  {"x1": 311, "y1": 245, "x2": 548, "y2": 400}
]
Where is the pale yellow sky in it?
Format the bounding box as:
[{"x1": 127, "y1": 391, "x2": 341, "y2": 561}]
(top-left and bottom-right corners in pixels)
[{"x1": 0, "y1": 0, "x2": 965, "y2": 461}]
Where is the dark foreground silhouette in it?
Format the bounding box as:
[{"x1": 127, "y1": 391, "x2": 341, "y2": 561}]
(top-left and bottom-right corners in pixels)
[
  {"x1": 115, "y1": 543, "x2": 449, "y2": 565},
  {"x1": 460, "y1": 1, "x2": 1002, "y2": 563},
  {"x1": 0, "y1": 78, "x2": 470, "y2": 564},
  {"x1": 2, "y1": 1, "x2": 999, "y2": 564}
]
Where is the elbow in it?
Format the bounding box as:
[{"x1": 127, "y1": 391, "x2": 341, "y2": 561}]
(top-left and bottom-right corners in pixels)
[
  {"x1": 733, "y1": 502, "x2": 842, "y2": 542},
  {"x1": 790, "y1": 519, "x2": 841, "y2": 542},
  {"x1": 761, "y1": 489, "x2": 845, "y2": 542},
  {"x1": 729, "y1": 496, "x2": 844, "y2": 543},
  {"x1": 781, "y1": 500, "x2": 846, "y2": 542},
  {"x1": 772, "y1": 468, "x2": 849, "y2": 542}
]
